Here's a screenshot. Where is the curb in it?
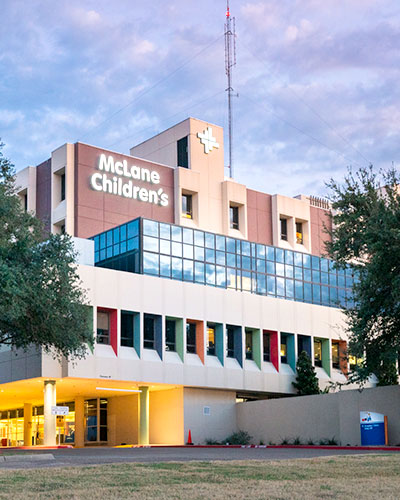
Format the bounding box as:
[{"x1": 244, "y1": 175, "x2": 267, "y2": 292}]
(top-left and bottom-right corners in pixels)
[
  {"x1": 115, "y1": 444, "x2": 400, "y2": 451},
  {"x1": 0, "y1": 445, "x2": 73, "y2": 452}
]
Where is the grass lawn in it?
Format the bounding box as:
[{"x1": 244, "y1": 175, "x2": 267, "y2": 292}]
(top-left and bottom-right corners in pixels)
[{"x1": 0, "y1": 454, "x2": 399, "y2": 499}]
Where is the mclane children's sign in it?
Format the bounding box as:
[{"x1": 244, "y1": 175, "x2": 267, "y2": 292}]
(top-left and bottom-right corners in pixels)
[{"x1": 90, "y1": 154, "x2": 169, "y2": 207}]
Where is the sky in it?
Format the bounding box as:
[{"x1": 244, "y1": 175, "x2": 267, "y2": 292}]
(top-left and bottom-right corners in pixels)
[{"x1": 1, "y1": 0, "x2": 399, "y2": 197}]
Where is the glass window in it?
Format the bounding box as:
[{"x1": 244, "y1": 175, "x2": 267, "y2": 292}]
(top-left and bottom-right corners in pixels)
[
  {"x1": 183, "y1": 244, "x2": 193, "y2": 260},
  {"x1": 295, "y1": 222, "x2": 303, "y2": 244},
  {"x1": 257, "y1": 244, "x2": 266, "y2": 259},
  {"x1": 216, "y1": 235, "x2": 225, "y2": 251},
  {"x1": 330, "y1": 286, "x2": 338, "y2": 304},
  {"x1": 207, "y1": 324, "x2": 216, "y2": 356},
  {"x1": 312, "y1": 270, "x2": 321, "y2": 283},
  {"x1": 286, "y1": 279, "x2": 294, "y2": 298},
  {"x1": 257, "y1": 259, "x2": 265, "y2": 273},
  {"x1": 171, "y1": 242, "x2": 182, "y2": 257},
  {"x1": 144, "y1": 315, "x2": 155, "y2": 349},
  {"x1": 303, "y1": 253, "x2": 311, "y2": 268},
  {"x1": 280, "y1": 218, "x2": 288, "y2": 241},
  {"x1": 186, "y1": 323, "x2": 196, "y2": 353},
  {"x1": 276, "y1": 263, "x2": 285, "y2": 276},
  {"x1": 60, "y1": 173, "x2": 66, "y2": 201},
  {"x1": 304, "y1": 282, "x2": 312, "y2": 302},
  {"x1": 205, "y1": 264, "x2": 216, "y2": 285},
  {"x1": 226, "y1": 237, "x2": 236, "y2": 253},
  {"x1": 194, "y1": 230, "x2": 204, "y2": 247},
  {"x1": 121, "y1": 311, "x2": 135, "y2": 348},
  {"x1": 113, "y1": 227, "x2": 120, "y2": 244},
  {"x1": 143, "y1": 236, "x2": 159, "y2": 252},
  {"x1": 143, "y1": 252, "x2": 159, "y2": 275},
  {"x1": 242, "y1": 271, "x2": 252, "y2": 292},
  {"x1": 226, "y1": 326, "x2": 235, "y2": 358},
  {"x1": 97, "y1": 311, "x2": 110, "y2": 345},
  {"x1": 205, "y1": 233, "x2": 215, "y2": 249},
  {"x1": 159, "y1": 223, "x2": 170, "y2": 240},
  {"x1": 194, "y1": 246, "x2": 205, "y2": 261},
  {"x1": 166, "y1": 319, "x2": 176, "y2": 352},
  {"x1": 182, "y1": 194, "x2": 193, "y2": 219},
  {"x1": 285, "y1": 250, "x2": 294, "y2": 265},
  {"x1": 303, "y1": 268, "x2": 312, "y2": 282},
  {"x1": 160, "y1": 255, "x2": 171, "y2": 277},
  {"x1": 263, "y1": 332, "x2": 270, "y2": 361},
  {"x1": 241, "y1": 256, "x2": 251, "y2": 270},
  {"x1": 143, "y1": 219, "x2": 158, "y2": 237},
  {"x1": 276, "y1": 277, "x2": 285, "y2": 296},
  {"x1": 257, "y1": 274, "x2": 266, "y2": 294},
  {"x1": 332, "y1": 341, "x2": 340, "y2": 369},
  {"x1": 295, "y1": 280, "x2": 303, "y2": 300},
  {"x1": 245, "y1": 329, "x2": 253, "y2": 360},
  {"x1": 321, "y1": 258, "x2": 329, "y2": 273},
  {"x1": 312, "y1": 284, "x2": 321, "y2": 303},
  {"x1": 227, "y1": 267, "x2": 236, "y2": 288},
  {"x1": 267, "y1": 275, "x2": 276, "y2": 295},
  {"x1": 216, "y1": 266, "x2": 226, "y2": 287},
  {"x1": 241, "y1": 241, "x2": 251, "y2": 256},
  {"x1": 216, "y1": 250, "x2": 225, "y2": 266},
  {"x1": 171, "y1": 257, "x2": 182, "y2": 280},
  {"x1": 160, "y1": 239, "x2": 171, "y2": 255},
  {"x1": 276, "y1": 248, "x2": 284, "y2": 264},
  {"x1": 183, "y1": 259, "x2": 193, "y2": 281},
  {"x1": 182, "y1": 228, "x2": 193, "y2": 244},
  {"x1": 321, "y1": 272, "x2": 329, "y2": 285},
  {"x1": 230, "y1": 206, "x2": 239, "y2": 230},
  {"x1": 285, "y1": 265, "x2": 294, "y2": 278},
  {"x1": 321, "y1": 286, "x2": 330, "y2": 304},
  {"x1": 194, "y1": 262, "x2": 204, "y2": 283},
  {"x1": 205, "y1": 248, "x2": 215, "y2": 263},
  {"x1": 120, "y1": 224, "x2": 127, "y2": 241},
  {"x1": 226, "y1": 253, "x2": 236, "y2": 267},
  {"x1": 171, "y1": 225, "x2": 182, "y2": 242},
  {"x1": 266, "y1": 260, "x2": 275, "y2": 275},
  {"x1": 312, "y1": 256, "x2": 320, "y2": 270},
  {"x1": 294, "y1": 266, "x2": 303, "y2": 280},
  {"x1": 280, "y1": 334, "x2": 288, "y2": 364},
  {"x1": 266, "y1": 246, "x2": 275, "y2": 261},
  {"x1": 314, "y1": 339, "x2": 322, "y2": 367}
]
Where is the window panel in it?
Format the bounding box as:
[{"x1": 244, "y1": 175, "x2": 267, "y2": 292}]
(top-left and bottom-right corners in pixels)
[
  {"x1": 127, "y1": 220, "x2": 139, "y2": 238},
  {"x1": 257, "y1": 244, "x2": 266, "y2": 259},
  {"x1": 182, "y1": 227, "x2": 193, "y2": 244},
  {"x1": 143, "y1": 219, "x2": 158, "y2": 237},
  {"x1": 276, "y1": 277, "x2": 285, "y2": 296},
  {"x1": 160, "y1": 255, "x2": 171, "y2": 277},
  {"x1": 226, "y1": 253, "x2": 236, "y2": 267},
  {"x1": 285, "y1": 265, "x2": 294, "y2": 278},
  {"x1": 183, "y1": 259, "x2": 194, "y2": 281},
  {"x1": 226, "y1": 237, "x2": 236, "y2": 253},
  {"x1": 276, "y1": 248, "x2": 284, "y2": 263},
  {"x1": 295, "y1": 266, "x2": 303, "y2": 280},
  {"x1": 205, "y1": 248, "x2": 215, "y2": 263},
  {"x1": 312, "y1": 284, "x2": 321, "y2": 303},
  {"x1": 160, "y1": 239, "x2": 171, "y2": 255},
  {"x1": 205, "y1": 264, "x2": 216, "y2": 285},
  {"x1": 171, "y1": 225, "x2": 182, "y2": 242},
  {"x1": 257, "y1": 259, "x2": 265, "y2": 273},
  {"x1": 276, "y1": 262, "x2": 285, "y2": 276},
  {"x1": 205, "y1": 233, "x2": 215, "y2": 249},
  {"x1": 286, "y1": 279, "x2": 294, "y2": 298},
  {"x1": 216, "y1": 250, "x2": 225, "y2": 266},
  {"x1": 267, "y1": 275, "x2": 276, "y2": 295},
  {"x1": 194, "y1": 230, "x2": 204, "y2": 247},
  {"x1": 171, "y1": 242, "x2": 182, "y2": 257},
  {"x1": 304, "y1": 282, "x2": 312, "y2": 302},
  {"x1": 143, "y1": 252, "x2": 159, "y2": 275},
  {"x1": 266, "y1": 246, "x2": 275, "y2": 261},
  {"x1": 227, "y1": 268, "x2": 236, "y2": 289},
  {"x1": 171, "y1": 257, "x2": 182, "y2": 279},
  {"x1": 216, "y1": 265, "x2": 226, "y2": 287},
  {"x1": 216, "y1": 235, "x2": 225, "y2": 251},
  {"x1": 159, "y1": 223, "x2": 170, "y2": 240},
  {"x1": 183, "y1": 244, "x2": 193, "y2": 260},
  {"x1": 285, "y1": 250, "x2": 294, "y2": 265},
  {"x1": 241, "y1": 256, "x2": 251, "y2": 270},
  {"x1": 194, "y1": 246, "x2": 205, "y2": 261},
  {"x1": 143, "y1": 236, "x2": 159, "y2": 252},
  {"x1": 194, "y1": 262, "x2": 205, "y2": 283},
  {"x1": 257, "y1": 274, "x2": 266, "y2": 294},
  {"x1": 295, "y1": 280, "x2": 303, "y2": 300}
]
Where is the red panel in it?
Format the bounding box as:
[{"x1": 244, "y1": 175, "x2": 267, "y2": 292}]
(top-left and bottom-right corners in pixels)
[
  {"x1": 98, "y1": 307, "x2": 118, "y2": 357},
  {"x1": 195, "y1": 320, "x2": 205, "y2": 365},
  {"x1": 266, "y1": 330, "x2": 279, "y2": 372}
]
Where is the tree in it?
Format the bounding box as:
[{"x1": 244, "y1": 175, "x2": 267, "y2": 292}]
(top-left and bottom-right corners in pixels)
[
  {"x1": 326, "y1": 166, "x2": 400, "y2": 386},
  {"x1": 292, "y1": 351, "x2": 320, "y2": 395},
  {"x1": 0, "y1": 142, "x2": 93, "y2": 359}
]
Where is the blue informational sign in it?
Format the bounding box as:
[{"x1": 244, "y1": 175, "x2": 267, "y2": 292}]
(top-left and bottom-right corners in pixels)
[{"x1": 360, "y1": 411, "x2": 386, "y2": 446}]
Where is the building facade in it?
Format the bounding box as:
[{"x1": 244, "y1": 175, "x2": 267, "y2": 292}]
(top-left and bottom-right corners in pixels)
[{"x1": 0, "y1": 118, "x2": 361, "y2": 447}]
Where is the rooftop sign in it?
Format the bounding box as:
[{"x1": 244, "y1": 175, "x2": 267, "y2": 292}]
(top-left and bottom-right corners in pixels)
[
  {"x1": 197, "y1": 127, "x2": 219, "y2": 154},
  {"x1": 90, "y1": 154, "x2": 169, "y2": 207}
]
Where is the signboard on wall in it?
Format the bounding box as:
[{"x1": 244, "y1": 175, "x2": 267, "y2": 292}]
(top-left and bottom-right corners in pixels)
[
  {"x1": 51, "y1": 406, "x2": 69, "y2": 416},
  {"x1": 360, "y1": 411, "x2": 386, "y2": 446}
]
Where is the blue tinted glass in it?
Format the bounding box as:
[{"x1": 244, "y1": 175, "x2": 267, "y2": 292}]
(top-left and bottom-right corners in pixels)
[
  {"x1": 267, "y1": 260, "x2": 275, "y2": 275},
  {"x1": 276, "y1": 248, "x2": 284, "y2": 264},
  {"x1": 160, "y1": 255, "x2": 171, "y2": 277},
  {"x1": 312, "y1": 284, "x2": 321, "y2": 303},
  {"x1": 159, "y1": 223, "x2": 170, "y2": 240},
  {"x1": 257, "y1": 259, "x2": 265, "y2": 273},
  {"x1": 216, "y1": 266, "x2": 226, "y2": 287},
  {"x1": 241, "y1": 241, "x2": 251, "y2": 256},
  {"x1": 303, "y1": 254, "x2": 311, "y2": 268},
  {"x1": 143, "y1": 236, "x2": 158, "y2": 252},
  {"x1": 312, "y1": 256, "x2": 320, "y2": 270},
  {"x1": 321, "y1": 286, "x2": 330, "y2": 304},
  {"x1": 100, "y1": 249, "x2": 106, "y2": 261},
  {"x1": 345, "y1": 266, "x2": 353, "y2": 277},
  {"x1": 285, "y1": 250, "x2": 294, "y2": 265},
  {"x1": 227, "y1": 267, "x2": 236, "y2": 288},
  {"x1": 286, "y1": 279, "x2": 294, "y2": 298},
  {"x1": 205, "y1": 233, "x2": 215, "y2": 249},
  {"x1": 143, "y1": 252, "x2": 159, "y2": 275},
  {"x1": 206, "y1": 264, "x2": 216, "y2": 285},
  {"x1": 195, "y1": 262, "x2": 205, "y2": 283},
  {"x1": 183, "y1": 244, "x2": 193, "y2": 260},
  {"x1": 128, "y1": 219, "x2": 139, "y2": 238},
  {"x1": 94, "y1": 235, "x2": 99, "y2": 252},
  {"x1": 267, "y1": 246, "x2": 275, "y2": 261},
  {"x1": 194, "y1": 246, "x2": 205, "y2": 261},
  {"x1": 95, "y1": 251, "x2": 99, "y2": 263},
  {"x1": 337, "y1": 267, "x2": 345, "y2": 276},
  {"x1": 276, "y1": 277, "x2": 285, "y2": 296},
  {"x1": 171, "y1": 242, "x2": 182, "y2": 257},
  {"x1": 285, "y1": 265, "x2": 294, "y2": 278},
  {"x1": 226, "y1": 238, "x2": 236, "y2": 253},
  {"x1": 257, "y1": 274, "x2": 266, "y2": 294},
  {"x1": 120, "y1": 224, "x2": 127, "y2": 241},
  {"x1": 216, "y1": 235, "x2": 225, "y2": 251},
  {"x1": 328, "y1": 260, "x2": 336, "y2": 272},
  {"x1": 242, "y1": 256, "x2": 251, "y2": 270},
  {"x1": 242, "y1": 271, "x2": 252, "y2": 291},
  {"x1": 294, "y1": 252, "x2": 302, "y2": 266},
  {"x1": 194, "y1": 230, "x2": 204, "y2": 247},
  {"x1": 329, "y1": 273, "x2": 337, "y2": 286},
  {"x1": 295, "y1": 281, "x2": 303, "y2": 300},
  {"x1": 183, "y1": 260, "x2": 193, "y2": 281},
  {"x1": 113, "y1": 244, "x2": 120, "y2": 256},
  {"x1": 346, "y1": 276, "x2": 354, "y2": 288},
  {"x1": 338, "y1": 288, "x2": 346, "y2": 306},
  {"x1": 312, "y1": 270, "x2": 321, "y2": 283},
  {"x1": 257, "y1": 244, "x2": 266, "y2": 259},
  {"x1": 330, "y1": 287, "x2": 338, "y2": 304},
  {"x1": 338, "y1": 275, "x2": 346, "y2": 288},
  {"x1": 106, "y1": 231, "x2": 113, "y2": 247},
  {"x1": 113, "y1": 228, "x2": 120, "y2": 244},
  {"x1": 304, "y1": 268, "x2": 312, "y2": 281},
  {"x1": 321, "y1": 272, "x2": 329, "y2": 285},
  {"x1": 160, "y1": 239, "x2": 170, "y2": 255},
  {"x1": 276, "y1": 263, "x2": 285, "y2": 276},
  {"x1": 267, "y1": 276, "x2": 276, "y2": 295},
  {"x1": 251, "y1": 258, "x2": 256, "y2": 271},
  {"x1": 304, "y1": 282, "x2": 312, "y2": 302},
  {"x1": 171, "y1": 257, "x2": 182, "y2": 279},
  {"x1": 171, "y1": 226, "x2": 182, "y2": 242},
  {"x1": 226, "y1": 253, "x2": 236, "y2": 267},
  {"x1": 295, "y1": 267, "x2": 303, "y2": 280},
  {"x1": 143, "y1": 219, "x2": 158, "y2": 237},
  {"x1": 320, "y1": 258, "x2": 329, "y2": 273},
  {"x1": 216, "y1": 251, "x2": 225, "y2": 266},
  {"x1": 120, "y1": 241, "x2": 126, "y2": 253},
  {"x1": 100, "y1": 233, "x2": 106, "y2": 249},
  {"x1": 127, "y1": 237, "x2": 139, "y2": 251},
  {"x1": 182, "y1": 228, "x2": 193, "y2": 245},
  {"x1": 205, "y1": 248, "x2": 215, "y2": 263}
]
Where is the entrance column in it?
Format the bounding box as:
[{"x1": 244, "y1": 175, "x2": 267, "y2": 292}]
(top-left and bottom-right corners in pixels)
[
  {"x1": 138, "y1": 386, "x2": 149, "y2": 445},
  {"x1": 74, "y1": 397, "x2": 85, "y2": 447},
  {"x1": 23, "y1": 403, "x2": 32, "y2": 446},
  {"x1": 43, "y1": 380, "x2": 56, "y2": 446}
]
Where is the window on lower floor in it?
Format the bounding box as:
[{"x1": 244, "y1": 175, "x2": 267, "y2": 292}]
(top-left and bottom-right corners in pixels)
[
  {"x1": 230, "y1": 205, "x2": 239, "y2": 230},
  {"x1": 314, "y1": 339, "x2": 322, "y2": 367},
  {"x1": 186, "y1": 322, "x2": 196, "y2": 353},
  {"x1": 182, "y1": 193, "x2": 193, "y2": 219},
  {"x1": 144, "y1": 314, "x2": 155, "y2": 349},
  {"x1": 280, "y1": 218, "x2": 288, "y2": 241},
  {"x1": 245, "y1": 329, "x2": 253, "y2": 360},
  {"x1": 332, "y1": 341, "x2": 340, "y2": 369},
  {"x1": 61, "y1": 173, "x2": 66, "y2": 201},
  {"x1": 84, "y1": 398, "x2": 107, "y2": 443},
  {"x1": 120, "y1": 311, "x2": 134, "y2": 347},
  {"x1": 280, "y1": 334, "x2": 288, "y2": 364},
  {"x1": 226, "y1": 326, "x2": 235, "y2": 358},
  {"x1": 166, "y1": 319, "x2": 176, "y2": 352},
  {"x1": 296, "y1": 222, "x2": 303, "y2": 245},
  {"x1": 97, "y1": 311, "x2": 110, "y2": 345},
  {"x1": 263, "y1": 332, "x2": 270, "y2": 362},
  {"x1": 207, "y1": 324, "x2": 216, "y2": 356}
]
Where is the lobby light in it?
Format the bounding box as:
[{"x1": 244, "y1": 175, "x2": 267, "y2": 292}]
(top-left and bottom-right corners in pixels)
[{"x1": 95, "y1": 387, "x2": 142, "y2": 393}]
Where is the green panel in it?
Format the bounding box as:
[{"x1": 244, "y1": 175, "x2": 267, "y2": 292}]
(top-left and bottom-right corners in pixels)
[
  {"x1": 215, "y1": 323, "x2": 224, "y2": 366},
  {"x1": 321, "y1": 338, "x2": 331, "y2": 376},
  {"x1": 252, "y1": 329, "x2": 262, "y2": 370},
  {"x1": 175, "y1": 318, "x2": 184, "y2": 362},
  {"x1": 286, "y1": 333, "x2": 296, "y2": 372},
  {"x1": 134, "y1": 313, "x2": 141, "y2": 358}
]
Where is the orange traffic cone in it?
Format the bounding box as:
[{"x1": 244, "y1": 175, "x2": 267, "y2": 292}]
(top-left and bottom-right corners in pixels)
[{"x1": 187, "y1": 429, "x2": 193, "y2": 445}]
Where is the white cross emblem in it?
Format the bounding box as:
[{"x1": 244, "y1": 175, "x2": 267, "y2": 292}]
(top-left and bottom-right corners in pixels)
[{"x1": 197, "y1": 127, "x2": 220, "y2": 154}]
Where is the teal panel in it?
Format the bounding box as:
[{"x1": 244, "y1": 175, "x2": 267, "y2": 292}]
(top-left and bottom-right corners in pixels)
[
  {"x1": 134, "y1": 313, "x2": 141, "y2": 357},
  {"x1": 215, "y1": 323, "x2": 224, "y2": 366},
  {"x1": 321, "y1": 338, "x2": 331, "y2": 376}
]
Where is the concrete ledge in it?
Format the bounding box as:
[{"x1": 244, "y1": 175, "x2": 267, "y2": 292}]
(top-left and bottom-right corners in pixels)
[
  {"x1": 115, "y1": 444, "x2": 400, "y2": 451},
  {"x1": 0, "y1": 445, "x2": 72, "y2": 451},
  {"x1": 3, "y1": 453, "x2": 55, "y2": 462}
]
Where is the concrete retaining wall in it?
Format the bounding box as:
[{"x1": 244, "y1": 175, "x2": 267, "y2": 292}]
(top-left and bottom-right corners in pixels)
[{"x1": 236, "y1": 385, "x2": 400, "y2": 446}]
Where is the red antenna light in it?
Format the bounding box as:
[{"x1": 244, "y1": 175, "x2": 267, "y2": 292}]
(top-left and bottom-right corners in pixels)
[{"x1": 226, "y1": 7, "x2": 230, "y2": 18}]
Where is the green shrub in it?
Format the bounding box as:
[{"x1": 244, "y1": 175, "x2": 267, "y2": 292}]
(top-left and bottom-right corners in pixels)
[
  {"x1": 307, "y1": 439, "x2": 315, "y2": 446},
  {"x1": 280, "y1": 437, "x2": 290, "y2": 445},
  {"x1": 205, "y1": 438, "x2": 222, "y2": 445},
  {"x1": 293, "y1": 437, "x2": 302, "y2": 445},
  {"x1": 327, "y1": 437, "x2": 338, "y2": 446},
  {"x1": 225, "y1": 430, "x2": 252, "y2": 445}
]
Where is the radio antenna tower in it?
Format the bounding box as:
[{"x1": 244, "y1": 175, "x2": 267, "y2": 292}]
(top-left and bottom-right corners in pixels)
[{"x1": 225, "y1": 0, "x2": 236, "y2": 178}]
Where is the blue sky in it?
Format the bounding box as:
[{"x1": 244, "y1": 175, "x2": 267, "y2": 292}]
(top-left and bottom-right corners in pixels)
[{"x1": 1, "y1": 0, "x2": 399, "y2": 197}]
